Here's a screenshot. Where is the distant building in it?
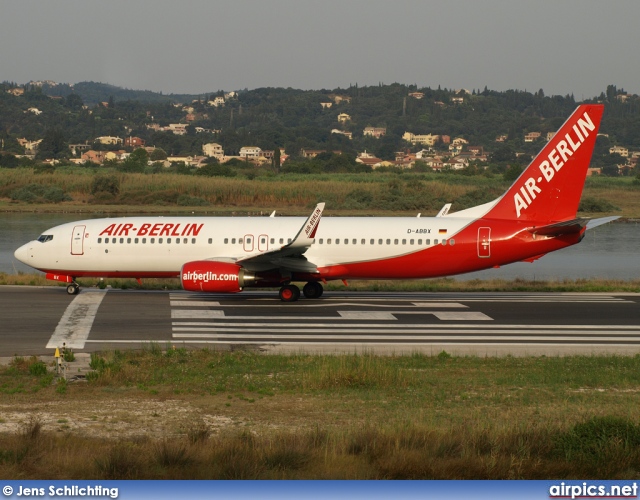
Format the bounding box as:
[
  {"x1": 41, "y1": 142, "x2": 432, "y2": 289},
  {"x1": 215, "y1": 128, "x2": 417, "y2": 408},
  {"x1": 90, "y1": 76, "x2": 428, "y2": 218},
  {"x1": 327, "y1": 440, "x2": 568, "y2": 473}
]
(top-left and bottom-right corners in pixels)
[
  {"x1": 202, "y1": 143, "x2": 224, "y2": 159},
  {"x1": 320, "y1": 102, "x2": 333, "y2": 109},
  {"x1": 402, "y1": 132, "x2": 439, "y2": 146},
  {"x1": 95, "y1": 136, "x2": 123, "y2": 145},
  {"x1": 337, "y1": 113, "x2": 351, "y2": 123},
  {"x1": 239, "y1": 146, "x2": 262, "y2": 158},
  {"x1": 363, "y1": 127, "x2": 386, "y2": 138},
  {"x1": 124, "y1": 137, "x2": 145, "y2": 148},
  {"x1": 408, "y1": 92, "x2": 424, "y2": 99},
  {"x1": 524, "y1": 132, "x2": 541, "y2": 142},
  {"x1": 609, "y1": 145, "x2": 629, "y2": 157},
  {"x1": 207, "y1": 97, "x2": 225, "y2": 107},
  {"x1": 167, "y1": 124, "x2": 188, "y2": 135},
  {"x1": 331, "y1": 129, "x2": 352, "y2": 139}
]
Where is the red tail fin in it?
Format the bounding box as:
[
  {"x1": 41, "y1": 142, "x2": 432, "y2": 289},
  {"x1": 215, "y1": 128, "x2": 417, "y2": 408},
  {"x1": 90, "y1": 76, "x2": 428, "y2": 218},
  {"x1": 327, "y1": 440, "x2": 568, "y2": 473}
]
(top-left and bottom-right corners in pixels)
[{"x1": 486, "y1": 104, "x2": 604, "y2": 222}]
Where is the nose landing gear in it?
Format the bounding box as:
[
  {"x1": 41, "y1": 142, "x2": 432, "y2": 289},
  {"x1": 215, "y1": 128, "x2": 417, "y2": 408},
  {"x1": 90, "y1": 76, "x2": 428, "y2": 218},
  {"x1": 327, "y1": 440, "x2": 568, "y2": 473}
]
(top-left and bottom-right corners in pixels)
[{"x1": 66, "y1": 282, "x2": 80, "y2": 295}]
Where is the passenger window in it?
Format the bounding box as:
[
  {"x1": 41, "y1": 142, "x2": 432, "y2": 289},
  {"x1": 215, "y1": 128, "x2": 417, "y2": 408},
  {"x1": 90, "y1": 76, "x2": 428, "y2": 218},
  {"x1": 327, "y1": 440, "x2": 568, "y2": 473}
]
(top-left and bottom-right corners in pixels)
[
  {"x1": 159, "y1": 238, "x2": 163, "y2": 243},
  {"x1": 232, "y1": 238, "x2": 236, "y2": 244},
  {"x1": 127, "y1": 238, "x2": 131, "y2": 244},
  {"x1": 279, "y1": 238, "x2": 284, "y2": 244},
  {"x1": 410, "y1": 239, "x2": 414, "y2": 245},
  {"x1": 353, "y1": 239, "x2": 357, "y2": 245},
  {"x1": 119, "y1": 238, "x2": 124, "y2": 244},
  {"x1": 167, "y1": 238, "x2": 172, "y2": 243},
  {"x1": 361, "y1": 239, "x2": 365, "y2": 245},
  {"x1": 450, "y1": 239, "x2": 455, "y2": 245},
  {"x1": 176, "y1": 239, "x2": 180, "y2": 244},
  {"x1": 142, "y1": 238, "x2": 147, "y2": 244},
  {"x1": 426, "y1": 239, "x2": 430, "y2": 245},
  {"x1": 402, "y1": 239, "x2": 406, "y2": 245},
  {"x1": 288, "y1": 238, "x2": 292, "y2": 244},
  {"x1": 336, "y1": 239, "x2": 340, "y2": 244},
  {"x1": 192, "y1": 238, "x2": 196, "y2": 244},
  {"x1": 319, "y1": 239, "x2": 323, "y2": 244},
  {"x1": 370, "y1": 239, "x2": 374, "y2": 245},
  {"x1": 183, "y1": 238, "x2": 187, "y2": 244},
  {"x1": 386, "y1": 239, "x2": 390, "y2": 245},
  {"x1": 134, "y1": 238, "x2": 138, "y2": 244},
  {"x1": 434, "y1": 239, "x2": 438, "y2": 245},
  {"x1": 327, "y1": 239, "x2": 332, "y2": 244},
  {"x1": 208, "y1": 238, "x2": 212, "y2": 244},
  {"x1": 344, "y1": 239, "x2": 348, "y2": 245},
  {"x1": 98, "y1": 238, "x2": 102, "y2": 243},
  {"x1": 418, "y1": 239, "x2": 422, "y2": 245},
  {"x1": 224, "y1": 238, "x2": 228, "y2": 244},
  {"x1": 270, "y1": 238, "x2": 274, "y2": 244},
  {"x1": 378, "y1": 239, "x2": 383, "y2": 245}
]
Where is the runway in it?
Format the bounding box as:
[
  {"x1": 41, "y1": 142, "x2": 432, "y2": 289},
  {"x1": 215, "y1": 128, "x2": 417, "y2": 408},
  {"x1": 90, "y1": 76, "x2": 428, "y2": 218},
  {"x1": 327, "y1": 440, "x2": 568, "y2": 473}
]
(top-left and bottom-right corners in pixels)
[{"x1": 1, "y1": 286, "x2": 639, "y2": 356}]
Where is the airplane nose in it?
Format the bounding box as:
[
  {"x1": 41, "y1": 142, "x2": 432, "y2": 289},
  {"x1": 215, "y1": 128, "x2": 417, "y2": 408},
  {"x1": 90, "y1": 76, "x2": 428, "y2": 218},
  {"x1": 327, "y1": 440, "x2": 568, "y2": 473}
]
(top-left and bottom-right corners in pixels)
[{"x1": 14, "y1": 243, "x2": 31, "y2": 264}]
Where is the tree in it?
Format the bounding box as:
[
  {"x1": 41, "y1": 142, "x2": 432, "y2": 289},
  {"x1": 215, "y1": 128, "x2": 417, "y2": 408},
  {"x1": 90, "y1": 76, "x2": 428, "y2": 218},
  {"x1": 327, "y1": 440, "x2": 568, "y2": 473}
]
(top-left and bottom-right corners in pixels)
[
  {"x1": 150, "y1": 148, "x2": 167, "y2": 161},
  {"x1": 65, "y1": 93, "x2": 84, "y2": 110},
  {"x1": 273, "y1": 148, "x2": 281, "y2": 172},
  {"x1": 119, "y1": 148, "x2": 149, "y2": 172},
  {"x1": 36, "y1": 129, "x2": 69, "y2": 160}
]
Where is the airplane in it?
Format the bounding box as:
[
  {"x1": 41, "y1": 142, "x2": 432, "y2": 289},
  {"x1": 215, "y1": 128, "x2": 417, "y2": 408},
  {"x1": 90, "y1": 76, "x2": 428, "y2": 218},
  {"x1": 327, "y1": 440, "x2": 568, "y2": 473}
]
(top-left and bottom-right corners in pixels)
[{"x1": 14, "y1": 104, "x2": 618, "y2": 302}]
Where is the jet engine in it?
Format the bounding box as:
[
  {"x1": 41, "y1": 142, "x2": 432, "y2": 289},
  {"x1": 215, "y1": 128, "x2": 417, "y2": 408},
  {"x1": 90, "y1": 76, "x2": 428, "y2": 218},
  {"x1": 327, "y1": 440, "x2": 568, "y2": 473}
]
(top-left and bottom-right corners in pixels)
[{"x1": 180, "y1": 261, "x2": 255, "y2": 293}]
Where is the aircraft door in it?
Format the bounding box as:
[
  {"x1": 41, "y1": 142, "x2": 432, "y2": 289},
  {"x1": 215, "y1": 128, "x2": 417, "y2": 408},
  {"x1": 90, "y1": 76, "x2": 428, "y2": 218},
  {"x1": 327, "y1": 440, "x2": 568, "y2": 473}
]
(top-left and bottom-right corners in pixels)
[
  {"x1": 243, "y1": 234, "x2": 254, "y2": 252},
  {"x1": 258, "y1": 234, "x2": 268, "y2": 252},
  {"x1": 477, "y1": 227, "x2": 491, "y2": 258},
  {"x1": 71, "y1": 225, "x2": 86, "y2": 255}
]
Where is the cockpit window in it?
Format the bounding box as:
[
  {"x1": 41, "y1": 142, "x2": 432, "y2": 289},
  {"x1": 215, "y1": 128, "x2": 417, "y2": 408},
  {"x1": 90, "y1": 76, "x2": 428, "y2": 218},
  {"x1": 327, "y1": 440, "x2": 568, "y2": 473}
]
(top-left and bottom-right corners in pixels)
[{"x1": 37, "y1": 234, "x2": 54, "y2": 243}]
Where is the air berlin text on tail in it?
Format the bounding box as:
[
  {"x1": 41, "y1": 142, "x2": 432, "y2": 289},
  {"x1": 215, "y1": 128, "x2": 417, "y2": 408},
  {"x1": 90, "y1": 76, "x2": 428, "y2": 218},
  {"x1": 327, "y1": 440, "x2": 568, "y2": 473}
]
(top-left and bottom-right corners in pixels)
[{"x1": 514, "y1": 109, "x2": 595, "y2": 218}]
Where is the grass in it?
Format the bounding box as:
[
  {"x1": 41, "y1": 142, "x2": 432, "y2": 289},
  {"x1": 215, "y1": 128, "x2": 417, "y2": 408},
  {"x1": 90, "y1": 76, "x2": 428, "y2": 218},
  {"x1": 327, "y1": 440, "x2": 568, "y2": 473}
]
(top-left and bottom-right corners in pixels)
[
  {"x1": 0, "y1": 168, "x2": 636, "y2": 216},
  {"x1": 2, "y1": 349, "x2": 640, "y2": 478}
]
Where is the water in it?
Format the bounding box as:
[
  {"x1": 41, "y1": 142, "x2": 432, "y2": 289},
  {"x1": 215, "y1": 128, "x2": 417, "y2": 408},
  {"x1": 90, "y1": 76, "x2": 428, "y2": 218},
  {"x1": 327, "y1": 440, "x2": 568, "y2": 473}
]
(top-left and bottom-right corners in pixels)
[{"x1": 1, "y1": 213, "x2": 639, "y2": 280}]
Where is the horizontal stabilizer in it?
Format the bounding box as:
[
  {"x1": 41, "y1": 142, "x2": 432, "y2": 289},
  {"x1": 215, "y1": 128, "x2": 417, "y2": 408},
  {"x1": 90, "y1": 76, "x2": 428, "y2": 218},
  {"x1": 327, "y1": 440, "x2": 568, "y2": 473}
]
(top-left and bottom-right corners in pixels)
[
  {"x1": 529, "y1": 215, "x2": 619, "y2": 237},
  {"x1": 528, "y1": 218, "x2": 589, "y2": 237},
  {"x1": 586, "y1": 216, "x2": 620, "y2": 230}
]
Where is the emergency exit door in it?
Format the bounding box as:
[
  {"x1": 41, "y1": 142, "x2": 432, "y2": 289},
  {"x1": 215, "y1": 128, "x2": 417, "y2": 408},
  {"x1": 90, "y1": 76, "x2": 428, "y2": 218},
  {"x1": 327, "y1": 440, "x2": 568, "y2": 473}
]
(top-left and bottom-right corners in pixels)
[{"x1": 477, "y1": 227, "x2": 491, "y2": 258}]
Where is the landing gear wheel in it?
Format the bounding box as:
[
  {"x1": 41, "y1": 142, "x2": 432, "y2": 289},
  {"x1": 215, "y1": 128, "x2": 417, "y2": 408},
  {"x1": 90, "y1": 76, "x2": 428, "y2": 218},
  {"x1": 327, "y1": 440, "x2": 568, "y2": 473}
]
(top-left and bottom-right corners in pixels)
[
  {"x1": 279, "y1": 284, "x2": 300, "y2": 302},
  {"x1": 66, "y1": 284, "x2": 79, "y2": 295},
  {"x1": 302, "y1": 281, "x2": 324, "y2": 299}
]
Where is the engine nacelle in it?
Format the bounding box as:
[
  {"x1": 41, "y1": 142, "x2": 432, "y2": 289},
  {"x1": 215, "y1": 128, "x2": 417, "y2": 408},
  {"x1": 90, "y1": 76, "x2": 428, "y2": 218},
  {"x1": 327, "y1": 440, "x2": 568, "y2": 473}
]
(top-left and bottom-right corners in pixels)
[{"x1": 180, "y1": 261, "x2": 255, "y2": 293}]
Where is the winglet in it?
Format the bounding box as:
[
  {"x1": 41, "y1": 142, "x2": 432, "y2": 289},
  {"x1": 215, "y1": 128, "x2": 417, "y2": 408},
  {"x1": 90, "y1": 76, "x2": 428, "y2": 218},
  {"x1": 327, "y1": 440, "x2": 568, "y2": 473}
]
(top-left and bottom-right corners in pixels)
[
  {"x1": 301, "y1": 203, "x2": 325, "y2": 240},
  {"x1": 436, "y1": 203, "x2": 452, "y2": 217}
]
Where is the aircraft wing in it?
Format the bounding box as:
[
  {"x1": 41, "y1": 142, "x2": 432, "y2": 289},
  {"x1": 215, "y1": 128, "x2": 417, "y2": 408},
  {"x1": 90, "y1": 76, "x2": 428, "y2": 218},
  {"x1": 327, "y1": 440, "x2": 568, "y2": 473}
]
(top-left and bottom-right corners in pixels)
[{"x1": 235, "y1": 203, "x2": 325, "y2": 273}]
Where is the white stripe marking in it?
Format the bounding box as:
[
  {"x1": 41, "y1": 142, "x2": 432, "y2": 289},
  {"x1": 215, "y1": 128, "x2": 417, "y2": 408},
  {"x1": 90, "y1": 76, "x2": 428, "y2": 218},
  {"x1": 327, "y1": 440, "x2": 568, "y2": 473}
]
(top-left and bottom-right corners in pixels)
[
  {"x1": 171, "y1": 301, "x2": 221, "y2": 307},
  {"x1": 47, "y1": 290, "x2": 107, "y2": 349},
  {"x1": 338, "y1": 311, "x2": 397, "y2": 320},
  {"x1": 171, "y1": 310, "x2": 225, "y2": 319}
]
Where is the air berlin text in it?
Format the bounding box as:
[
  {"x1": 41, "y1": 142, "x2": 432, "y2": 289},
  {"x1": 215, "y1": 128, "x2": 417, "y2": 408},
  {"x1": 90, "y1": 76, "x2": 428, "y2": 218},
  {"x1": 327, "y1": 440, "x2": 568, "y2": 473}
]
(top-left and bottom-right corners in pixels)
[
  {"x1": 99, "y1": 223, "x2": 204, "y2": 237},
  {"x1": 182, "y1": 271, "x2": 239, "y2": 282},
  {"x1": 514, "y1": 110, "x2": 595, "y2": 218}
]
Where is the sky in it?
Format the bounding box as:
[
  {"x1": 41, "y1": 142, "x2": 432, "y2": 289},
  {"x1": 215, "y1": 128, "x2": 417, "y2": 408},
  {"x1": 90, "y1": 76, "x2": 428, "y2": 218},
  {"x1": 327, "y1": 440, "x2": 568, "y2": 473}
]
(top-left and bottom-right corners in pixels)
[{"x1": 1, "y1": 0, "x2": 638, "y2": 100}]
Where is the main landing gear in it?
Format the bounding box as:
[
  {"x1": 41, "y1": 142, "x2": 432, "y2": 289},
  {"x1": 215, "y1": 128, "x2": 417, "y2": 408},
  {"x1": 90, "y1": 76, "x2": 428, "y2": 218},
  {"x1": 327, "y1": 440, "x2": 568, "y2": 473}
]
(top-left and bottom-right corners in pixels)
[{"x1": 278, "y1": 281, "x2": 324, "y2": 302}]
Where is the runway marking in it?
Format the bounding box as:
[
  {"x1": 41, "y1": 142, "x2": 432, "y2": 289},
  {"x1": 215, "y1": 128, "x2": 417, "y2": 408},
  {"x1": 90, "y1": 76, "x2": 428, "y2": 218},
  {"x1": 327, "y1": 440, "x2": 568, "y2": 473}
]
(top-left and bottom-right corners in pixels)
[
  {"x1": 170, "y1": 301, "x2": 220, "y2": 307},
  {"x1": 171, "y1": 323, "x2": 640, "y2": 330},
  {"x1": 169, "y1": 310, "x2": 491, "y2": 322},
  {"x1": 338, "y1": 311, "x2": 397, "y2": 320},
  {"x1": 171, "y1": 310, "x2": 225, "y2": 319},
  {"x1": 47, "y1": 290, "x2": 107, "y2": 349}
]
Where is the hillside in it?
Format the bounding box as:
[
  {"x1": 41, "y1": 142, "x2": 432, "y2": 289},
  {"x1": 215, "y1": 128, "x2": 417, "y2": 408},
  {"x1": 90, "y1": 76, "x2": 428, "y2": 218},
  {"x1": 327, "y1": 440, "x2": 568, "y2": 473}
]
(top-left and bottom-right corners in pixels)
[{"x1": 0, "y1": 81, "x2": 639, "y2": 173}]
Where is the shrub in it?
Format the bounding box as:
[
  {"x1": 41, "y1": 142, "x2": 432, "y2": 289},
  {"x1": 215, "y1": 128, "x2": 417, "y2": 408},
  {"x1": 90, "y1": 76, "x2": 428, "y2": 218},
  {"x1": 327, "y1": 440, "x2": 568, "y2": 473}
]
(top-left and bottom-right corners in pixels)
[
  {"x1": 10, "y1": 184, "x2": 71, "y2": 203},
  {"x1": 91, "y1": 174, "x2": 120, "y2": 196}
]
